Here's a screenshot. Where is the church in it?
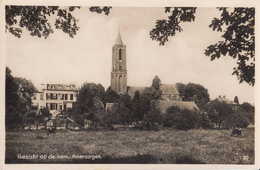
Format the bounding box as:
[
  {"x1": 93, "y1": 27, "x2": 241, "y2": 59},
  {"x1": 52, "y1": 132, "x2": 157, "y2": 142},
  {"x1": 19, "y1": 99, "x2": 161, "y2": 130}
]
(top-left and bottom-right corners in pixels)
[{"x1": 108, "y1": 31, "x2": 199, "y2": 112}]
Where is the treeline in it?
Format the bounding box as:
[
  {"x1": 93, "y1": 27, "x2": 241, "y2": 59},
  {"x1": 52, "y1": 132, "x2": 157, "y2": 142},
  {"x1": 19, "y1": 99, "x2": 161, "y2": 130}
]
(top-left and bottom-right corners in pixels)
[
  {"x1": 5, "y1": 67, "x2": 38, "y2": 129},
  {"x1": 5, "y1": 66, "x2": 254, "y2": 131},
  {"x1": 71, "y1": 76, "x2": 254, "y2": 131},
  {"x1": 71, "y1": 76, "x2": 163, "y2": 130}
]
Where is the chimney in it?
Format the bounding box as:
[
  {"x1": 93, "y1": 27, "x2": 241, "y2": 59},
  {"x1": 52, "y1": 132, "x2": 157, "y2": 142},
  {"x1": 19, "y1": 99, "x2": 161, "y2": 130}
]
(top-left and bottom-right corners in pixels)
[
  {"x1": 219, "y1": 95, "x2": 221, "y2": 98},
  {"x1": 223, "y1": 95, "x2": 226, "y2": 98}
]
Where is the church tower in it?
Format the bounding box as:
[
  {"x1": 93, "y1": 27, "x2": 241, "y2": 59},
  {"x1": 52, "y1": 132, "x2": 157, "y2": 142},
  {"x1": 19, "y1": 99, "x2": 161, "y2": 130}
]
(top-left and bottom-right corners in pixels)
[{"x1": 111, "y1": 30, "x2": 127, "y2": 94}]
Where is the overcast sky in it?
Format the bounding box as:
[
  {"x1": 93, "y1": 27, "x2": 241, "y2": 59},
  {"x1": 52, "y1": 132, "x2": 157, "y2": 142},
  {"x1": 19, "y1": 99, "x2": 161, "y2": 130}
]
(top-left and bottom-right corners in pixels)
[{"x1": 6, "y1": 7, "x2": 255, "y2": 104}]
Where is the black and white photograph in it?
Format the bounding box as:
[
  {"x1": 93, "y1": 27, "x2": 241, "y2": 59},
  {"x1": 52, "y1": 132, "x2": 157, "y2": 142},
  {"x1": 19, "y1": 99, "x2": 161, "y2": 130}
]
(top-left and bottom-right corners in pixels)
[{"x1": 1, "y1": 1, "x2": 259, "y2": 169}]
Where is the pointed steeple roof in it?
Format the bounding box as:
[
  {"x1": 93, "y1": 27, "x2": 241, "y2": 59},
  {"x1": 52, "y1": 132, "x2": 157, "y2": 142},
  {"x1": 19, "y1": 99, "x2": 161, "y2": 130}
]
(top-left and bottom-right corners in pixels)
[{"x1": 115, "y1": 29, "x2": 123, "y2": 45}]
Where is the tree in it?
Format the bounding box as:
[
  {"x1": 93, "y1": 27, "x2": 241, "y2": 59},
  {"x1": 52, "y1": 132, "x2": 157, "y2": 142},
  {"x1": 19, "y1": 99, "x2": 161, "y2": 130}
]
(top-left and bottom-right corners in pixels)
[
  {"x1": 179, "y1": 83, "x2": 210, "y2": 110},
  {"x1": 132, "y1": 91, "x2": 144, "y2": 122},
  {"x1": 5, "y1": 67, "x2": 38, "y2": 129},
  {"x1": 234, "y1": 96, "x2": 239, "y2": 104},
  {"x1": 239, "y1": 102, "x2": 254, "y2": 124},
  {"x1": 225, "y1": 110, "x2": 250, "y2": 128},
  {"x1": 152, "y1": 75, "x2": 161, "y2": 91},
  {"x1": 116, "y1": 94, "x2": 133, "y2": 126},
  {"x1": 14, "y1": 77, "x2": 38, "y2": 108},
  {"x1": 141, "y1": 75, "x2": 162, "y2": 102},
  {"x1": 164, "y1": 106, "x2": 200, "y2": 130},
  {"x1": 204, "y1": 99, "x2": 234, "y2": 128},
  {"x1": 143, "y1": 103, "x2": 162, "y2": 130},
  {"x1": 72, "y1": 82, "x2": 105, "y2": 127},
  {"x1": 175, "y1": 83, "x2": 186, "y2": 99},
  {"x1": 151, "y1": 7, "x2": 255, "y2": 86},
  {"x1": 5, "y1": 67, "x2": 20, "y2": 129},
  {"x1": 84, "y1": 83, "x2": 105, "y2": 101},
  {"x1": 6, "y1": 6, "x2": 111, "y2": 38},
  {"x1": 103, "y1": 87, "x2": 120, "y2": 104},
  {"x1": 205, "y1": 8, "x2": 255, "y2": 86},
  {"x1": 163, "y1": 106, "x2": 181, "y2": 127},
  {"x1": 150, "y1": 7, "x2": 196, "y2": 46}
]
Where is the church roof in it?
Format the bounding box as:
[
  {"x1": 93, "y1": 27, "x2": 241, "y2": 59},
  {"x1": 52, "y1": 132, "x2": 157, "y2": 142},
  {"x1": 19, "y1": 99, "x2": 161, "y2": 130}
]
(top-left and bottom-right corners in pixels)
[
  {"x1": 160, "y1": 84, "x2": 179, "y2": 94},
  {"x1": 127, "y1": 86, "x2": 146, "y2": 98},
  {"x1": 115, "y1": 30, "x2": 123, "y2": 45},
  {"x1": 157, "y1": 100, "x2": 199, "y2": 113},
  {"x1": 126, "y1": 84, "x2": 180, "y2": 98}
]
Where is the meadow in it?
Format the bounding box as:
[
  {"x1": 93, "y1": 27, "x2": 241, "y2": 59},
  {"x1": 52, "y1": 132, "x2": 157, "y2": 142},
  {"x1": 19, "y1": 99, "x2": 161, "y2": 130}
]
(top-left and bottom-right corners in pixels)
[{"x1": 5, "y1": 127, "x2": 254, "y2": 164}]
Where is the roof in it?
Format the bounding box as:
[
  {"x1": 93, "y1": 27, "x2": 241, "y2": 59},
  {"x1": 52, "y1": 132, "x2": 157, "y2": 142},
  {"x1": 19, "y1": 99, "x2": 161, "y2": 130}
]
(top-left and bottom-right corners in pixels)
[
  {"x1": 160, "y1": 84, "x2": 179, "y2": 94},
  {"x1": 212, "y1": 96, "x2": 238, "y2": 105},
  {"x1": 126, "y1": 84, "x2": 179, "y2": 98},
  {"x1": 115, "y1": 30, "x2": 123, "y2": 45},
  {"x1": 46, "y1": 84, "x2": 77, "y2": 91},
  {"x1": 157, "y1": 100, "x2": 199, "y2": 113},
  {"x1": 127, "y1": 86, "x2": 146, "y2": 98}
]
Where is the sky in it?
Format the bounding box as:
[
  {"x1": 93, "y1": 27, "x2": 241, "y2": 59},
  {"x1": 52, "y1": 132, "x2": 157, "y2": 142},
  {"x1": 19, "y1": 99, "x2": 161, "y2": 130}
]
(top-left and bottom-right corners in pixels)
[{"x1": 5, "y1": 7, "x2": 255, "y2": 104}]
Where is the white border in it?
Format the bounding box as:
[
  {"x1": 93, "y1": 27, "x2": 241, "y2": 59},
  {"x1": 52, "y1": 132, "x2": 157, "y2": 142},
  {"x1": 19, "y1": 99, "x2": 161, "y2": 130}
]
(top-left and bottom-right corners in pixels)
[{"x1": 0, "y1": 0, "x2": 259, "y2": 169}]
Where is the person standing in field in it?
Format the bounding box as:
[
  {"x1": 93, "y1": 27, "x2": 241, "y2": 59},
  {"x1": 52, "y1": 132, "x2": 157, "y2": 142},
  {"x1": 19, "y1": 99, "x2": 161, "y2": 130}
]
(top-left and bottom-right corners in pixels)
[{"x1": 46, "y1": 118, "x2": 56, "y2": 135}]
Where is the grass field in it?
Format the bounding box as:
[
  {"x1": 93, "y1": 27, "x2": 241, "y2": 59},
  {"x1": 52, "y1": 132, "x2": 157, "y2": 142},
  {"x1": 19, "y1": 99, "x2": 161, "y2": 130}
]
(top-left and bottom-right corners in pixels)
[{"x1": 5, "y1": 127, "x2": 254, "y2": 164}]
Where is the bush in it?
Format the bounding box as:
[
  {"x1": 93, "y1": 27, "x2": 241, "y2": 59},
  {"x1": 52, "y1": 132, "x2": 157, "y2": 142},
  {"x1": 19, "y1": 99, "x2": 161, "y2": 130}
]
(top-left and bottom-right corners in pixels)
[
  {"x1": 223, "y1": 111, "x2": 250, "y2": 129},
  {"x1": 164, "y1": 106, "x2": 201, "y2": 130}
]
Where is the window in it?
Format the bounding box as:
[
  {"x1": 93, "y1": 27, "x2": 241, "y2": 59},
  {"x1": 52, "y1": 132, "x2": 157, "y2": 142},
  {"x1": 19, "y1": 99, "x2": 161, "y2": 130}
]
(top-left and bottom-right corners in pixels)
[
  {"x1": 53, "y1": 93, "x2": 57, "y2": 99},
  {"x1": 33, "y1": 94, "x2": 36, "y2": 100},
  {"x1": 50, "y1": 103, "x2": 57, "y2": 110},
  {"x1": 46, "y1": 103, "x2": 50, "y2": 109},
  {"x1": 40, "y1": 94, "x2": 43, "y2": 100},
  {"x1": 119, "y1": 49, "x2": 122, "y2": 60},
  {"x1": 61, "y1": 94, "x2": 64, "y2": 100},
  {"x1": 50, "y1": 93, "x2": 57, "y2": 100},
  {"x1": 70, "y1": 94, "x2": 73, "y2": 100},
  {"x1": 46, "y1": 93, "x2": 50, "y2": 100},
  {"x1": 65, "y1": 94, "x2": 68, "y2": 100},
  {"x1": 119, "y1": 66, "x2": 122, "y2": 70}
]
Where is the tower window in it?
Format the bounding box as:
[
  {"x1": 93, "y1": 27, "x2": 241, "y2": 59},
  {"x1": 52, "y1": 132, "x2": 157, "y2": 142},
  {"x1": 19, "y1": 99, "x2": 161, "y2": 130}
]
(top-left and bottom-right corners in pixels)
[
  {"x1": 119, "y1": 66, "x2": 122, "y2": 70},
  {"x1": 119, "y1": 49, "x2": 122, "y2": 60}
]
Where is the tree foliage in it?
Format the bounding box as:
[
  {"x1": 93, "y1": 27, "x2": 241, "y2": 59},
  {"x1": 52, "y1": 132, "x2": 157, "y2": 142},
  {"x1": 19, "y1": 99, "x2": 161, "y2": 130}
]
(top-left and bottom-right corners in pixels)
[
  {"x1": 234, "y1": 96, "x2": 239, "y2": 104},
  {"x1": 150, "y1": 7, "x2": 196, "y2": 45},
  {"x1": 175, "y1": 83, "x2": 186, "y2": 98},
  {"x1": 141, "y1": 75, "x2": 162, "y2": 102},
  {"x1": 239, "y1": 102, "x2": 254, "y2": 124},
  {"x1": 5, "y1": 6, "x2": 112, "y2": 39},
  {"x1": 6, "y1": 6, "x2": 80, "y2": 38},
  {"x1": 176, "y1": 83, "x2": 210, "y2": 109},
  {"x1": 14, "y1": 77, "x2": 38, "y2": 107},
  {"x1": 205, "y1": 8, "x2": 255, "y2": 86},
  {"x1": 5, "y1": 67, "x2": 38, "y2": 129},
  {"x1": 164, "y1": 106, "x2": 200, "y2": 130},
  {"x1": 204, "y1": 99, "x2": 251, "y2": 129},
  {"x1": 103, "y1": 88, "x2": 120, "y2": 104},
  {"x1": 132, "y1": 91, "x2": 144, "y2": 122},
  {"x1": 89, "y1": 6, "x2": 112, "y2": 15},
  {"x1": 72, "y1": 82, "x2": 105, "y2": 127},
  {"x1": 151, "y1": 7, "x2": 255, "y2": 86},
  {"x1": 6, "y1": 67, "x2": 20, "y2": 129},
  {"x1": 204, "y1": 100, "x2": 233, "y2": 128},
  {"x1": 114, "y1": 94, "x2": 133, "y2": 126}
]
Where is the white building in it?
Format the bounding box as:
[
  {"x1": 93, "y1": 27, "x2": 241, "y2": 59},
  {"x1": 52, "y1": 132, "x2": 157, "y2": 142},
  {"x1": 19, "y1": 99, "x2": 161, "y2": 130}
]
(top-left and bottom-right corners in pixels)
[{"x1": 31, "y1": 84, "x2": 78, "y2": 114}]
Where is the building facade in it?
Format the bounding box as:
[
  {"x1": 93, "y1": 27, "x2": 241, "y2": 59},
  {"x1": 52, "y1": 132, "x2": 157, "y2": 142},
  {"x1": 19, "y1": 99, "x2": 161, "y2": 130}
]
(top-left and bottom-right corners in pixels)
[{"x1": 31, "y1": 84, "x2": 78, "y2": 114}]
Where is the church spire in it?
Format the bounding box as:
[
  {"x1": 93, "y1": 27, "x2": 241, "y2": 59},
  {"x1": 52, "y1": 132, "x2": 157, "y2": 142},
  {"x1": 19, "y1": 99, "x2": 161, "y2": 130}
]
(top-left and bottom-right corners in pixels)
[{"x1": 115, "y1": 29, "x2": 123, "y2": 45}]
